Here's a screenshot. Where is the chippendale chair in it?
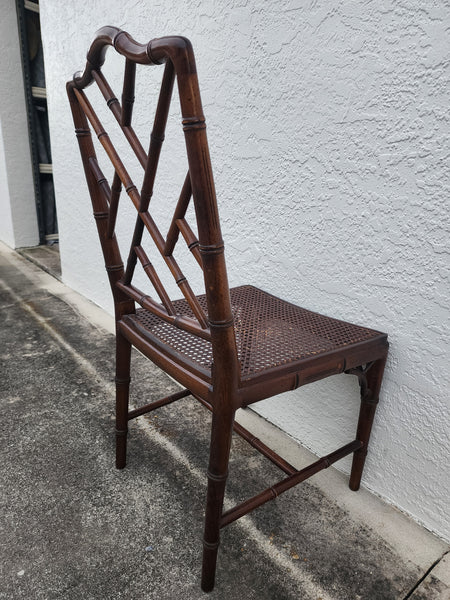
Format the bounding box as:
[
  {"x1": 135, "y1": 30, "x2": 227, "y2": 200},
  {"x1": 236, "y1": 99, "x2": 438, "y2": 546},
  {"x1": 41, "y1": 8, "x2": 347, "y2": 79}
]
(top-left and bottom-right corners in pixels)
[{"x1": 67, "y1": 27, "x2": 388, "y2": 592}]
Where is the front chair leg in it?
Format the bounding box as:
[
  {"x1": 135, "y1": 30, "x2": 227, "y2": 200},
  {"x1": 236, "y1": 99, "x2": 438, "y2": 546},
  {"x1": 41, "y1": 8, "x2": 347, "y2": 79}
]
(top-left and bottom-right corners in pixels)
[
  {"x1": 115, "y1": 331, "x2": 132, "y2": 469},
  {"x1": 349, "y1": 354, "x2": 387, "y2": 491},
  {"x1": 201, "y1": 407, "x2": 236, "y2": 592}
]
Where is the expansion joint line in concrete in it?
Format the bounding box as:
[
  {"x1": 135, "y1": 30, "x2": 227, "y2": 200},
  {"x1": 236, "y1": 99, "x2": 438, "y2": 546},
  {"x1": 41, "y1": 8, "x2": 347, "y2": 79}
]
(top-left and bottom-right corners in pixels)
[{"x1": 402, "y1": 550, "x2": 449, "y2": 600}]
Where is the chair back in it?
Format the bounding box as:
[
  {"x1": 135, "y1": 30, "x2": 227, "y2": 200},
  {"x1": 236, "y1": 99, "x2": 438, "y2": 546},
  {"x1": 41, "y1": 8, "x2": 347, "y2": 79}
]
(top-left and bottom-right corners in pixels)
[{"x1": 67, "y1": 27, "x2": 239, "y2": 384}]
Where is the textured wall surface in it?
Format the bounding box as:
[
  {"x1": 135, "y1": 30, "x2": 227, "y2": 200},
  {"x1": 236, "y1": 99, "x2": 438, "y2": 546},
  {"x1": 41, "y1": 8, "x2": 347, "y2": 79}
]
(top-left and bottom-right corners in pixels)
[
  {"x1": 0, "y1": 6, "x2": 39, "y2": 248},
  {"x1": 0, "y1": 120, "x2": 15, "y2": 247},
  {"x1": 39, "y1": 0, "x2": 449, "y2": 541}
]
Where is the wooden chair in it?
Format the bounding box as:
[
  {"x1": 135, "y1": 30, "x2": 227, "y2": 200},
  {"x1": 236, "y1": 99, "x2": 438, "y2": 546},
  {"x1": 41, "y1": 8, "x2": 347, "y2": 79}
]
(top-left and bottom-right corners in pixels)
[{"x1": 67, "y1": 27, "x2": 389, "y2": 592}]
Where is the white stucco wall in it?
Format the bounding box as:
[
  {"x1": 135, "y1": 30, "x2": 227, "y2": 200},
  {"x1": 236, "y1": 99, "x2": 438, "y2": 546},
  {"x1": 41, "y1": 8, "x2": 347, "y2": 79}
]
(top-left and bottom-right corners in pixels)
[
  {"x1": 0, "y1": 5, "x2": 39, "y2": 248},
  {"x1": 39, "y1": 1, "x2": 449, "y2": 542},
  {"x1": 0, "y1": 120, "x2": 15, "y2": 248}
]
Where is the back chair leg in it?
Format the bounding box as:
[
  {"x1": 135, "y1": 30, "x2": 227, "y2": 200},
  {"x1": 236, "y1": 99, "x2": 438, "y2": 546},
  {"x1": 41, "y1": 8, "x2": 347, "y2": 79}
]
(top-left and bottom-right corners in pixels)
[
  {"x1": 201, "y1": 407, "x2": 236, "y2": 592},
  {"x1": 349, "y1": 355, "x2": 387, "y2": 491},
  {"x1": 115, "y1": 331, "x2": 132, "y2": 469}
]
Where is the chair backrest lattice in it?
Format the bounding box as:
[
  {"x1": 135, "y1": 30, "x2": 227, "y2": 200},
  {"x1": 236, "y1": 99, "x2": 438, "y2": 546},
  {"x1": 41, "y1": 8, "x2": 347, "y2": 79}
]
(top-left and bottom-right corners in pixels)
[{"x1": 67, "y1": 28, "x2": 236, "y2": 348}]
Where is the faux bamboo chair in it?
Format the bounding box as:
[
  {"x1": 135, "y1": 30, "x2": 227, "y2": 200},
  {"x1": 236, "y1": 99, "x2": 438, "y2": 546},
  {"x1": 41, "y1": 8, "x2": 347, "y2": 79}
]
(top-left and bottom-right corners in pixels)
[{"x1": 67, "y1": 27, "x2": 389, "y2": 592}]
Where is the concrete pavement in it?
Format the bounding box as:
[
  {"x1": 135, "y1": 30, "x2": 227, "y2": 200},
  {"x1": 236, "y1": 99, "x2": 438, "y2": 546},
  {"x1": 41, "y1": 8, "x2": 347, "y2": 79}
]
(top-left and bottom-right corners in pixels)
[{"x1": 1, "y1": 243, "x2": 448, "y2": 599}]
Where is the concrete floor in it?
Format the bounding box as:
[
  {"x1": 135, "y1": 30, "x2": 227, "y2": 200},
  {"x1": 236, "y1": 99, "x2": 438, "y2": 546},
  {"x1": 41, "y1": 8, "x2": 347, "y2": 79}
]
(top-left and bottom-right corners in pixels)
[{"x1": 0, "y1": 243, "x2": 448, "y2": 599}]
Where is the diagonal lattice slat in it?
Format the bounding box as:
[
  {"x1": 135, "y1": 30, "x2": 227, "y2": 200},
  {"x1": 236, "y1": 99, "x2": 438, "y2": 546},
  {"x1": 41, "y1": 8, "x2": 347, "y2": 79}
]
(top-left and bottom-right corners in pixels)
[
  {"x1": 164, "y1": 170, "x2": 191, "y2": 255},
  {"x1": 134, "y1": 245, "x2": 175, "y2": 315},
  {"x1": 92, "y1": 69, "x2": 147, "y2": 168}
]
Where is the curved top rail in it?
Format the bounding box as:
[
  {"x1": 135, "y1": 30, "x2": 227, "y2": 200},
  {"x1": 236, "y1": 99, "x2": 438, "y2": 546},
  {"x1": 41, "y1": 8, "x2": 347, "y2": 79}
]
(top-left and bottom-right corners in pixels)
[{"x1": 72, "y1": 26, "x2": 196, "y2": 91}]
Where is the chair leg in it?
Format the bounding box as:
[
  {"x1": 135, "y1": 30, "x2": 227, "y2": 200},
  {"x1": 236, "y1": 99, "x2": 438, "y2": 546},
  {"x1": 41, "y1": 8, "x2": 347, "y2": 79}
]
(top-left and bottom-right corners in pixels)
[
  {"x1": 349, "y1": 355, "x2": 387, "y2": 491},
  {"x1": 115, "y1": 331, "x2": 132, "y2": 469},
  {"x1": 201, "y1": 407, "x2": 236, "y2": 592}
]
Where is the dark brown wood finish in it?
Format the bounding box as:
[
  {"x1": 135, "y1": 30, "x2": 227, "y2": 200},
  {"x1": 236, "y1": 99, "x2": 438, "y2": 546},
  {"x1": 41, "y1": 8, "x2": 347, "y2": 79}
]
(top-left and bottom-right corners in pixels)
[{"x1": 68, "y1": 27, "x2": 389, "y2": 592}]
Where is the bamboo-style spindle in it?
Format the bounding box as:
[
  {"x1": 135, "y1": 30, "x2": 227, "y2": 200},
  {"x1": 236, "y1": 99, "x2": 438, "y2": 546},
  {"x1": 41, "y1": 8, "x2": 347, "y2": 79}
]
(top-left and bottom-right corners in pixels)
[
  {"x1": 164, "y1": 171, "x2": 192, "y2": 255},
  {"x1": 140, "y1": 59, "x2": 175, "y2": 212},
  {"x1": 134, "y1": 245, "x2": 175, "y2": 315},
  {"x1": 120, "y1": 60, "x2": 176, "y2": 286},
  {"x1": 115, "y1": 280, "x2": 211, "y2": 340},
  {"x1": 220, "y1": 440, "x2": 363, "y2": 528},
  {"x1": 121, "y1": 58, "x2": 136, "y2": 127},
  {"x1": 92, "y1": 69, "x2": 147, "y2": 168},
  {"x1": 140, "y1": 212, "x2": 208, "y2": 328},
  {"x1": 106, "y1": 171, "x2": 122, "y2": 239},
  {"x1": 73, "y1": 88, "x2": 141, "y2": 211},
  {"x1": 127, "y1": 388, "x2": 190, "y2": 420},
  {"x1": 88, "y1": 156, "x2": 112, "y2": 205},
  {"x1": 177, "y1": 219, "x2": 202, "y2": 267}
]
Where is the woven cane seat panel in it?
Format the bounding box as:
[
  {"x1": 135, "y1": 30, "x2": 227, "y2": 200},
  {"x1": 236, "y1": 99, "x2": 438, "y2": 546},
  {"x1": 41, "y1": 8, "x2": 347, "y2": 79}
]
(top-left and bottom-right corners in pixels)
[{"x1": 131, "y1": 285, "x2": 382, "y2": 379}]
